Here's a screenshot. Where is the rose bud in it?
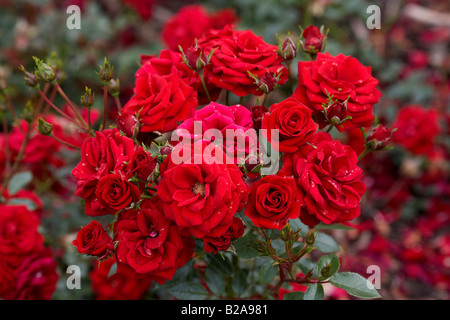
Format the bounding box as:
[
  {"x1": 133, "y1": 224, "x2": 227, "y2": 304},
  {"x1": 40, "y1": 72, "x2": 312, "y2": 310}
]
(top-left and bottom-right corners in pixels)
[
  {"x1": 117, "y1": 112, "x2": 140, "y2": 138},
  {"x1": 325, "y1": 101, "x2": 350, "y2": 125},
  {"x1": 32, "y1": 57, "x2": 57, "y2": 83},
  {"x1": 278, "y1": 35, "x2": 297, "y2": 61},
  {"x1": 366, "y1": 124, "x2": 393, "y2": 151},
  {"x1": 37, "y1": 117, "x2": 53, "y2": 136},
  {"x1": 184, "y1": 44, "x2": 208, "y2": 71},
  {"x1": 249, "y1": 71, "x2": 280, "y2": 94},
  {"x1": 80, "y1": 87, "x2": 95, "y2": 108},
  {"x1": 242, "y1": 153, "x2": 263, "y2": 180},
  {"x1": 98, "y1": 57, "x2": 114, "y2": 83},
  {"x1": 72, "y1": 220, "x2": 114, "y2": 259},
  {"x1": 19, "y1": 66, "x2": 40, "y2": 89},
  {"x1": 251, "y1": 105, "x2": 269, "y2": 130},
  {"x1": 300, "y1": 25, "x2": 327, "y2": 54}
]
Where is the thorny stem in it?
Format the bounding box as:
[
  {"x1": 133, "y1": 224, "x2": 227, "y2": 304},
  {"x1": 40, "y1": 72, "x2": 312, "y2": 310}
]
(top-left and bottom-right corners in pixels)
[
  {"x1": 198, "y1": 71, "x2": 211, "y2": 103},
  {"x1": 113, "y1": 96, "x2": 122, "y2": 112},
  {"x1": 101, "y1": 85, "x2": 108, "y2": 130},
  {"x1": 54, "y1": 83, "x2": 88, "y2": 130},
  {"x1": 2, "y1": 114, "x2": 11, "y2": 174},
  {"x1": 38, "y1": 89, "x2": 85, "y2": 130},
  {"x1": 0, "y1": 96, "x2": 45, "y2": 197},
  {"x1": 50, "y1": 134, "x2": 81, "y2": 150}
]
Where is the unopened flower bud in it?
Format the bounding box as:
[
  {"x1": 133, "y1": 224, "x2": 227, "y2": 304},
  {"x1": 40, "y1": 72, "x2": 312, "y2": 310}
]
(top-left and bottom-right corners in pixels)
[
  {"x1": 19, "y1": 66, "x2": 40, "y2": 89},
  {"x1": 251, "y1": 105, "x2": 269, "y2": 130},
  {"x1": 249, "y1": 71, "x2": 280, "y2": 94},
  {"x1": 32, "y1": 57, "x2": 56, "y2": 83},
  {"x1": 108, "y1": 79, "x2": 120, "y2": 97},
  {"x1": 98, "y1": 58, "x2": 114, "y2": 83},
  {"x1": 300, "y1": 25, "x2": 327, "y2": 55},
  {"x1": 278, "y1": 36, "x2": 297, "y2": 61},
  {"x1": 22, "y1": 101, "x2": 35, "y2": 124},
  {"x1": 160, "y1": 146, "x2": 172, "y2": 155},
  {"x1": 185, "y1": 45, "x2": 207, "y2": 71},
  {"x1": 324, "y1": 101, "x2": 349, "y2": 124},
  {"x1": 37, "y1": 117, "x2": 53, "y2": 136},
  {"x1": 80, "y1": 87, "x2": 95, "y2": 108},
  {"x1": 305, "y1": 230, "x2": 316, "y2": 246},
  {"x1": 366, "y1": 124, "x2": 393, "y2": 151}
]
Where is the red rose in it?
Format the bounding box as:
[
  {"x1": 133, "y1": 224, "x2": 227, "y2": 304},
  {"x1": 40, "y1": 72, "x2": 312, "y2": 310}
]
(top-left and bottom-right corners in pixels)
[
  {"x1": 96, "y1": 173, "x2": 141, "y2": 214},
  {"x1": 279, "y1": 132, "x2": 366, "y2": 227},
  {"x1": 90, "y1": 256, "x2": 152, "y2": 300},
  {"x1": 72, "y1": 128, "x2": 138, "y2": 216},
  {"x1": 202, "y1": 217, "x2": 246, "y2": 253},
  {"x1": 0, "y1": 204, "x2": 43, "y2": 261},
  {"x1": 0, "y1": 258, "x2": 15, "y2": 299},
  {"x1": 161, "y1": 5, "x2": 238, "y2": 51},
  {"x1": 126, "y1": 147, "x2": 157, "y2": 182},
  {"x1": 244, "y1": 175, "x2": 300, "y2": 230},
  {"x1": 175, "y1": 102, "x2": 255, "y2": 164},
  {"x1": 72, "y1": 220, "x2": 114, "y2": 259},
  {"x1": 198, "y1": 25, "x2": 289, "y2": 97},
  {"x1": 392, "y1": 105, "x2": 440, "y2": 156},
  {"x1": 115, "y1": 201, "x2": 194, "y2": 284},
  {"x1": 293, "y1": 52, "x2": 382, "y2": 131},
  {"x1": 157, "y1": 141, "x2": 250, "y2": 238},
  {"x1": 261, "y1": 97, "x2": 318, "y2": 153},
  {"x1": 138, "y1": 49, "x2": 220, "y2": 105},
  {"x1": 251, "y1": 105, "x2": 269, "y2": 130},
  {"x1": 121, "y1": 59, "x2": 198, "y2": 134},
  {"x1": 300, "y1": 25, "x2": 326, "y2": 54},
  {"x1": 10, "y1": 248, "x2": 59, "y2": 300}
]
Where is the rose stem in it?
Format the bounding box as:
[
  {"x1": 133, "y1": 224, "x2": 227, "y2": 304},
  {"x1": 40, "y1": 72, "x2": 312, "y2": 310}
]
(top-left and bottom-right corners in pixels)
[
  {"x1": 50, "y1": 134, "x2": 80, "y2": 150},
  {"x1": 198, "y1": 71, "x2": 211, "y2": 103},
  {"x1": 38, "y1": 89, "x2": 86, "y2": 130},
  {"x1": 101, "y1": 85, "x2": 108, "y2": 130},
  {"x1": 54, "y1": 83, "x2": 88, "y2": 130}
]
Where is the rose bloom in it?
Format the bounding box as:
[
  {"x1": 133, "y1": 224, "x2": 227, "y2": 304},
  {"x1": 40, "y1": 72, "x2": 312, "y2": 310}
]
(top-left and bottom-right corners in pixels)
[
  {"x1": 157, "y1": 141, "x2": 249, "y2": 239},
  {"x1": 72, "y1": 128, "x2": 142, "y2": 216},
  {"x1": 244, "y1": 175, "x2": 300, "y2": 230},
  {"x1": 0, "y1": 204, "x2": 43, "y2": 264},
  {"x1": 176, "y1": 102, "x2": 255, "y2": 164},
  {"x1": 114, "y1": 200, "x2": 195, "y2": 284},
  {"x1": 293, "y1": 52, "x2": 382, "y2": 131},
  {"x1": 120, "y1": 57, "x2": 198, "y2": 134},
  {"x1": 161, "y1": 4, "x2": 238, "y2": 51},
  {"x1": 72, "y1": 220, "x2": 114, "y2": 259},
  {"x1": 261, "y1": 97, "x2": 318, "y2": 153},
  {"x1": 8, "y1": 248, "x2": 59, "y2": 300},
  {"x1": 198, "y1": 25, "x2": 288, "y2": 97},
  {"x1": 90, "y1": 256, "x2": 152, "y2": 300},
  {"x1": 138, "y1": 49, "x2": 221, "y2": 105},
  {"x1": 391, "y1": 105, "x2": 440, "y2": 156},
  {"x1": 96, "y1": 173, "x2": 141, "y2": 214},
  {"x1": 279, "y1": 132, "x2": 366, "y2": 227},
  {"x1": 202, "y1": 217, "x2": 246, "y2": 253}
]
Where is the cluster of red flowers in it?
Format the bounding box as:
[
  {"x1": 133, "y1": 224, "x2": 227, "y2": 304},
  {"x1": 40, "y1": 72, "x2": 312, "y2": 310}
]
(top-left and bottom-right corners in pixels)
[{"x1": 69, "y1": 3, "x2": 387, "y2": 297}]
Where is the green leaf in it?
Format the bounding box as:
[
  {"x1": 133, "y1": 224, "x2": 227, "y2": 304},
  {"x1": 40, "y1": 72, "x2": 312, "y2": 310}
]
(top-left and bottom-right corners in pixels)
[
  {"x1": 232, "y1": 233, "x2": 261, "y2": 259},
  {"x1": 283, "y1": 291, "x2": 304, "y2": 300},
  {"x1": 205, "y1": 253, "x2": 233, "y2": 275},
  {"x1": 329, "y1": 272, "x2": 382, "y2": 299},
  {"x1": 304, "y1": 283, "x2": 325, "y2": 300},
  {"x1": 107, "y1": 261, "x2": 117, "y2": 278},
  {"x1": 204, "y1": 268, "x2": 226, "y2": 296},
  {"x1": 314, "y1": 223, "x2": 355, "y2": 231},
  {"x1": 288, "y1": 218, "x2": 309, "y2": 237},
  {"x1": 8, "y1": 171, "x2": 33, "y2": 195},
  {"x1": 231, "y1": 270, "x2": 247, "y2": 298},
  {"x1": 169, "y1": 281, "x2": 209, "y2": 300},
  {"x1": 297, "y1": 258, "x2": 318, "y2": 278},
  {"x1": 317, "y1": 254, "x2": 340, "y2": 279},
  {"x1": 314, "y1": 232, "x2": 339, "y2": 253},
  {"x1": 6, "y1": 198, "x2": 38, "y2": 211},
  {"x1": 258, "y1": 260, "x2": 279, "y2": 284}
]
